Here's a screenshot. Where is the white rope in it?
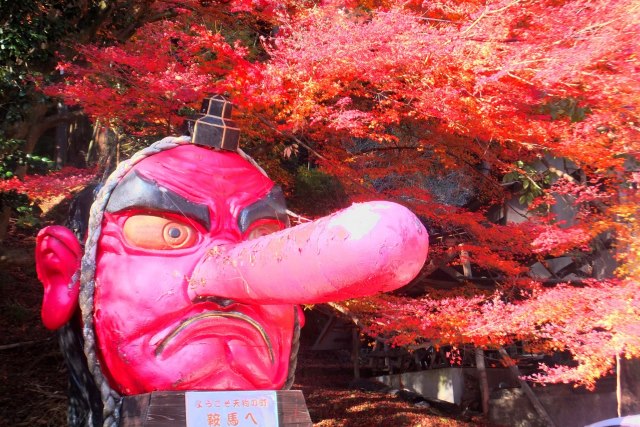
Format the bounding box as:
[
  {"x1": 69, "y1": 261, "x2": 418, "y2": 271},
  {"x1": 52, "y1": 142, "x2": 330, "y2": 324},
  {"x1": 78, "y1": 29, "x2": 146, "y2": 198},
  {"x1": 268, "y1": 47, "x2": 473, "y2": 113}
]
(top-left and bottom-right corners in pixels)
[{"x1": 79, "y1": 136, "x2": 191, "y2": 427}]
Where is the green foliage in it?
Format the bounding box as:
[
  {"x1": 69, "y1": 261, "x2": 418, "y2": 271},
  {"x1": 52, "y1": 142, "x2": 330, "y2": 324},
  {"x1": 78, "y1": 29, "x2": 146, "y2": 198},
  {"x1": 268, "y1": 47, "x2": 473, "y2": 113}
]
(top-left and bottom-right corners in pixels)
[
  {"x1": 289, "y1": 167, "x2": 349, "y2": 216},
  {"x1": 0, "y1": 138, "x2": 22, "y2": 179},
  {"x1": 14, "y1": 204, "x2": 41, "y2": 228},
  {"x1": 0, "y1": 190, "x2": 28, "y2": 208},
  {"x1": 503, "y1": 160, "x2": 552, "y2": 206},
  {"x1": 0, "y1": 0, "x2": 136, "y2": 136},
  {"x1": 0, "y1": 1, "x2": 66, "y2": 126},
  {"x1": 0, "y1": 188, "x2": 43, "y2": 229},
  {"x1": 0, "y1": 1, "x2": 60, "y2": 64},
  {"x1": 539, "y1": 97, "x2": 590, "y2": 122},
  {"x1": 0, "y1": 137, "x2": 53, "y2": 178}
]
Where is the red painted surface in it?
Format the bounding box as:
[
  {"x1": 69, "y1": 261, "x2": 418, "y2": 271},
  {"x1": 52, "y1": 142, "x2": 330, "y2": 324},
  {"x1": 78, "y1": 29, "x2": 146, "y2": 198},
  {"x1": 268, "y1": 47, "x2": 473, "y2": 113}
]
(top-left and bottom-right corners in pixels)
[{"x1": 35, "y1": 225, "x2": 82, "y2": 330}]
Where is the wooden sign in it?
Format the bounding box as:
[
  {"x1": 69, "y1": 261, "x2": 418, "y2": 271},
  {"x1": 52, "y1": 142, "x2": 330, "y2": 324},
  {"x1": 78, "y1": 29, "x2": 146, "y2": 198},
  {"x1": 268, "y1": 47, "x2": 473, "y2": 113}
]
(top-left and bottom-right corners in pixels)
[{"x1": 119, "y1": 390, "x2": 312, "y2": 427}]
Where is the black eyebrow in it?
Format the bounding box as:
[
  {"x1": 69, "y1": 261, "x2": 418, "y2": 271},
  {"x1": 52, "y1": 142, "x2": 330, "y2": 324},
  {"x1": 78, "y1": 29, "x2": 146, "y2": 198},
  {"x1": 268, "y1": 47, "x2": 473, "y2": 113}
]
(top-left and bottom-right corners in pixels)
[
  {"x1": 105, "y1": 171, "x2": 211, "y2": 230},
  {"x1": 237, "y1": 186, "x2": 289, "y2": 233}
]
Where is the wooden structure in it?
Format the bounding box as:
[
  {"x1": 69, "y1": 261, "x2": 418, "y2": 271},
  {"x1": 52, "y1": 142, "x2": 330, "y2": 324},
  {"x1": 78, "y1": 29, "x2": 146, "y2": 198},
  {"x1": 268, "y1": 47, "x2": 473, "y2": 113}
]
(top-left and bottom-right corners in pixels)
[{"x1": 119, "y1": 390, "x2": 312, "y2": 426}]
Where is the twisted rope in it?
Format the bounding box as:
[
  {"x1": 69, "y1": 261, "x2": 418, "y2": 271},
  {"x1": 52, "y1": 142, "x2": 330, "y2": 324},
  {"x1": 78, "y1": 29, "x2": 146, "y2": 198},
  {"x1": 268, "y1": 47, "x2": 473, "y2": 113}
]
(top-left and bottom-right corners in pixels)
[{"x1": 79, "y1": 136, "x2": 191, "y2": 427}]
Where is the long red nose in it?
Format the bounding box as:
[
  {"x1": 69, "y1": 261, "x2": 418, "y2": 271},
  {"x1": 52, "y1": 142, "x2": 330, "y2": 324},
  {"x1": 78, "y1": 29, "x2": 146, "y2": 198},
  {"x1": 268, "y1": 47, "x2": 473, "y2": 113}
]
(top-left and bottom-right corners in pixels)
[{"x1": 187, "y1": 201, "x2": 428, "y2": 304}]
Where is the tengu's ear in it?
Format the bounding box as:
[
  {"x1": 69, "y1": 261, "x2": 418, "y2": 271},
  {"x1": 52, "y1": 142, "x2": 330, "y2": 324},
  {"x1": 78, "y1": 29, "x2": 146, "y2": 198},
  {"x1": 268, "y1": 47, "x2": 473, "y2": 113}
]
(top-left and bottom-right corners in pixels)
[{"x1": 35, "y1": 226, "x2": 83, "y2": 330}]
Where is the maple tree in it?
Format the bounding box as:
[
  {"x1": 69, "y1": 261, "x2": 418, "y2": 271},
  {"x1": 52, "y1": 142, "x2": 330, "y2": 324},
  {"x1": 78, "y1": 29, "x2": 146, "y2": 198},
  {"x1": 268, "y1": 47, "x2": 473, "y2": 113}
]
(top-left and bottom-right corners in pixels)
[{"x1": 38, "y1": 0, "x2": 640, "y2": 396}]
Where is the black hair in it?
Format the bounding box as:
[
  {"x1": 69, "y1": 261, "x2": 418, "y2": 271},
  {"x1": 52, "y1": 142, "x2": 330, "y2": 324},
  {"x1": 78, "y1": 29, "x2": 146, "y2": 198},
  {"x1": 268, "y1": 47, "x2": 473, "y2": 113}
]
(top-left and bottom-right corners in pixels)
[{"x1": 59, "y1": 183, "x2": 104, "y2": 426}]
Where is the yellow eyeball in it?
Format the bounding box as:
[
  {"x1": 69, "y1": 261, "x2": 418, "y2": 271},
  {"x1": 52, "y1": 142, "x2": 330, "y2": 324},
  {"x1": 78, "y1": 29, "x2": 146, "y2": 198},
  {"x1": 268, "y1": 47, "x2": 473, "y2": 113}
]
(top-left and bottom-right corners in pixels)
[
  {"x1": 244, "y1": 220, "x2": 284, "y2": 241},
  {"x1": 162, "y1": 222, "x2": 195, "y2": 248},
  {"x1": 123, "y1": 215, "x2": 198, "y2": 250}
]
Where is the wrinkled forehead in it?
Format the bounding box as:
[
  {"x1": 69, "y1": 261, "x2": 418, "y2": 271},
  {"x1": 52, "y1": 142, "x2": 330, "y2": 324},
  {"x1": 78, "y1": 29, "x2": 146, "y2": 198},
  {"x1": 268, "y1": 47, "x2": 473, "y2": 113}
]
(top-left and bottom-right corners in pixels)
[{"x1": 128, "y1": 145, "x2": 274, "y2": 209}]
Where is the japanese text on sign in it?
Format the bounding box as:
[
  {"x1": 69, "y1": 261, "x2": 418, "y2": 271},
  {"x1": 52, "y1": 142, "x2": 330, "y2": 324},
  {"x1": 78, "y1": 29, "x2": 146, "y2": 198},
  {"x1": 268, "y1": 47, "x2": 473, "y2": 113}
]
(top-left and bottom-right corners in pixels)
[{"x1": 185, "y1": 391, "x2": 278, "y2": 427}]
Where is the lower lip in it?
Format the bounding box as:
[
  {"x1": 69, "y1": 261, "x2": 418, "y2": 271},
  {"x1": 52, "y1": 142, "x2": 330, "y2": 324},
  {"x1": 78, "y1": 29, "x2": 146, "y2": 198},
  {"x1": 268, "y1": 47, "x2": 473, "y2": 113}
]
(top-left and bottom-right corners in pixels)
[{"x1": 154, "y1": 310, "x2": 274, "y2": 362}]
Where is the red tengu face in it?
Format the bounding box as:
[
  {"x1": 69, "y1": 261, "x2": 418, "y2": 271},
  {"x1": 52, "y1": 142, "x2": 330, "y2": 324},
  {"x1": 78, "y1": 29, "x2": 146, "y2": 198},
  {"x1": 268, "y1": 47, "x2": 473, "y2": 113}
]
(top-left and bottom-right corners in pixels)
[{"x1": 93, "y1": 145, "x2": 292, "y2": 394}]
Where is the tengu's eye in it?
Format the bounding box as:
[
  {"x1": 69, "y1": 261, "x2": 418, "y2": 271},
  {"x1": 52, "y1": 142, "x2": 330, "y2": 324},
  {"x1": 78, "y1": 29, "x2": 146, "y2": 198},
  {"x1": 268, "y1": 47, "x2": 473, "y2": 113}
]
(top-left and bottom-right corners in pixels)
[
  {"x1": 123, "y1": 215, "x2": 198, "y2": 250},
  {"x1": 244, "y1": 219, "x2": 285, "y2": 241}
]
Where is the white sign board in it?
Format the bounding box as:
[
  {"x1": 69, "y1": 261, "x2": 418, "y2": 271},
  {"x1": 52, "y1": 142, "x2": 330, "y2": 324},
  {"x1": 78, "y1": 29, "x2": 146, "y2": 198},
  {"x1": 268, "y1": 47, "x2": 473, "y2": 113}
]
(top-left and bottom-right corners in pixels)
[{"x1": 185, "y1": 390, "x2": 278, "y2": 427}]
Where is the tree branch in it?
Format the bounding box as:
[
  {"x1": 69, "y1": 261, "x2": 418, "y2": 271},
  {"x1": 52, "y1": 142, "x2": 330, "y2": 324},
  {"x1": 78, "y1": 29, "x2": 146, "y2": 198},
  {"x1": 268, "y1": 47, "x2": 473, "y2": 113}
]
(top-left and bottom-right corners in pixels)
[
  {"x1": 0, "y1": 339, "x2": 51, "y2": 351},
  {"x1": 253, "y1": 114, "x2": 330, "y2": 163},
  {"x1": 115, "y1": 8, "x2": 184, "y2": 42},
  {"x1": 459, "y1": 0, "x2": 522, "y2": 36},
  {"x1": 540, "y1": 158, "x2": 608, "y2": 213},
  {"x1": 350, "y1": 145, "x2": 422, "y2": 154}
]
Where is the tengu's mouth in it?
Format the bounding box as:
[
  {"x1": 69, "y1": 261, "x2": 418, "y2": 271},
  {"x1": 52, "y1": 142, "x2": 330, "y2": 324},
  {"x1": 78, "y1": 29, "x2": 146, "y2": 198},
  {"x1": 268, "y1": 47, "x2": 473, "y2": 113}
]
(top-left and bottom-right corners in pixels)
[{"x1": 154, "y1": 310, "x2": 275, "y2": 363}]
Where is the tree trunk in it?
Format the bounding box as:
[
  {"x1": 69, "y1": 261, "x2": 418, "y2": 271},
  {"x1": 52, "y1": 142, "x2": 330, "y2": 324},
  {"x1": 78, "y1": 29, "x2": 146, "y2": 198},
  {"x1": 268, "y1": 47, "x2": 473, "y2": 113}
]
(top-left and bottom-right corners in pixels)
[
  {"x1": 475, "y1": 348, "x2": 490, "y2": 415},
  {"x1": 352, "y1": 328, "x2": 360, "y2": 379},
  {"x1": 55, "y1": 103, "x2": 69, "y2": 168},
  {"x1": 0, "y1": 206, "x2": 11, "y2": 244}
]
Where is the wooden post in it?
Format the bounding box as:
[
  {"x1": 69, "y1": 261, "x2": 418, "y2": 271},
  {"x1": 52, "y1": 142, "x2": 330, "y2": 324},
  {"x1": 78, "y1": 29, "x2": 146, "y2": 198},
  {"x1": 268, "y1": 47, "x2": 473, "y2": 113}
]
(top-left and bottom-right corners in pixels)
[
  {"x1": 384, "y1": 341, "x2": 392, "y2": 374},
  {"x1": 475, "y1": 348, "x2": 490, "y2": 415},
  {"x1": 311, "y1": 314, "x2": 336, "y2": 350},
  {"x1": 460, "y1": 246, "x2": 490, "y2": 416},
  {"x1": 352, "y1": 327, "x2": 360, "y2": 379},
  {"x1": 498, "y1": 348, "x2": 556, "y2": 427}
]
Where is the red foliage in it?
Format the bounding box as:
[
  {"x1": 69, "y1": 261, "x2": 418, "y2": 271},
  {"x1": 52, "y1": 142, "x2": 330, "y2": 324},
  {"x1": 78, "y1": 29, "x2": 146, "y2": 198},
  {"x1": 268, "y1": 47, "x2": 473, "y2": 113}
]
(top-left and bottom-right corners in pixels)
[
  {"x1": 354, "y1": 277, "x2": 640, "y2": 389},
  {"x1": 47, "y1": 19, "x2": 256, "y2": 135},
  {"x1": 40, "y1": 0, "x2": 640, "y2": 387}
]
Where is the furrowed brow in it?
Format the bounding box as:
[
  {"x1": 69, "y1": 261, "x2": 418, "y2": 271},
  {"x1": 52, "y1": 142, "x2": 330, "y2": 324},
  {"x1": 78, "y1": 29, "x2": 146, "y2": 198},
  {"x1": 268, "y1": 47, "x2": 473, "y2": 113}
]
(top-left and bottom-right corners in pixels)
[
  {"x1": 238, "y1": 186, "x2": 289, "y2": 233},
  {"x1": 105, "y1": 171, "x2": 211, "y2": 230}
]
